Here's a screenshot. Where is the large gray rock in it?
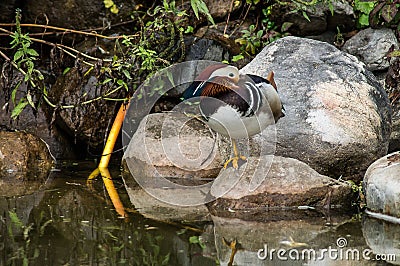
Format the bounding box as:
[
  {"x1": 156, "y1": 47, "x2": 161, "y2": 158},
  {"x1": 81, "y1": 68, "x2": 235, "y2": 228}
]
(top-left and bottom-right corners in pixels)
[
  {"x1": 208, "y1": 155, "x2": 356, "y2": 214},
  {"x1": 363, "y1": 151, "x2": 400, "y2": 219},
  {"x1": 342, "y1": 28, "x2": 399, "y2": 71},
  {"x1": 123, "y1": 112, "x2": 230, "y2": 180},
  {"x1": 241, "y1": 36, "x2": 391, "y2": 180}
]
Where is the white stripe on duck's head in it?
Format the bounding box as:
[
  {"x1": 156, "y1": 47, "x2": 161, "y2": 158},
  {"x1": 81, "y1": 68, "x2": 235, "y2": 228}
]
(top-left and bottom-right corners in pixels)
[{"x1": 183, "y1": 64, "x2": 240, "y2": 99}]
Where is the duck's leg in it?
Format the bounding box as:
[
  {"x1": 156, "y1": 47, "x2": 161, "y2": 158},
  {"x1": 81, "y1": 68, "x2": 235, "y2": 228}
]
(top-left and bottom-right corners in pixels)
[{"x1": 223, "y1": 139, "x2": 247, "y2": 169}]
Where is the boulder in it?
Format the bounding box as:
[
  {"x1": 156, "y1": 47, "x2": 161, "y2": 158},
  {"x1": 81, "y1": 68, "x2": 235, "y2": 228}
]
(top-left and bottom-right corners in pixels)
[
  {"x1": 46, "y1": 67, "x2": 119, "y2": 149},
  {"x1": 208, "y1": 156, "x2": 356, "y2": 214},
  {"x1": 342, "y1": 28, "x2": 399, "y2": 71},
  {"x1": 0, "y1": 131, "x2": 54, "y2": 196},
  {"x1": 123, "y1": 112, "x2": 230, "y2": 180},
  {"x1": 241, "y1": 36, "x2": 391, "y2": 181},
  {"x1": 363, "y1": 151, "x2": 400, "y2": 219},
  {"x1": 122, "y1": 111, "x2": 233, "y2": 205}
]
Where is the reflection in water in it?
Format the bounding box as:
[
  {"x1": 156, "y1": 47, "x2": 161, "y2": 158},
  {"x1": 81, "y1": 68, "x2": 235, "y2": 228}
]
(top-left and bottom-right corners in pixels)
[
  {"x1": 0, "y1": 163, "x2": 215, "y2": 266},
  {"x1": 0, "y1": 163, "x2": 399, "y2": 265}
]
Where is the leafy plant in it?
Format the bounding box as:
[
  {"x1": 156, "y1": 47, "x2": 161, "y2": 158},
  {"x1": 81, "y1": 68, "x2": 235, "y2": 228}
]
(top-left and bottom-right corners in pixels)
[
  {"x1": 235, "y1": 24, "x2": 264, "y2": 55},
  {"x1": 8, "y1": 9, "x2": 44, "y2": 119},
  {"x1": 6, "y1": 211, "x2": 52, "y2": 266},
  {"x1": 353, "y1": 0, "x2": 376, "y2": 27}
]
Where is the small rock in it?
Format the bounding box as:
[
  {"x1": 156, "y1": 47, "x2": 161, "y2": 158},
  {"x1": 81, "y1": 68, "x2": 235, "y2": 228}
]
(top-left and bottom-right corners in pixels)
[
  {"x1": 185, "y1": 37, "x2": 230, "y2": 62},
  {"x1": 0, "y1": 131, "x2": 54, "y2": 196},
  {"x1": 241, "y1": 36, "x2": 391, "y2": 180},
  {"x1": 363, "y1": 151, "x2": 400, "y2": 219},
  {"x1": 208, "y1": 156, "x2": 356, "y2": 214},
  {"x1": 342, "y1": 28, "x2": 399, "y2": 71},
  {"x1": 205, "y1": 0, "x2": 240, "y2": 20}
]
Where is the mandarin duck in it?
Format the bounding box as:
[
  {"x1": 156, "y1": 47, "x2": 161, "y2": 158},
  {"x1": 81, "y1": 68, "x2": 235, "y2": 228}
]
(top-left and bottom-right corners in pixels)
[{"x1": 183, "y1": 64, "x2": 285, "y2": 169}]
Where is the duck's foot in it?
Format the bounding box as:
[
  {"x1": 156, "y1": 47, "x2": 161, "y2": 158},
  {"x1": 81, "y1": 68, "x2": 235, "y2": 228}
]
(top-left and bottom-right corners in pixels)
[{"x1": 223, "y1": 155, "x2": 247, "y2": 169}]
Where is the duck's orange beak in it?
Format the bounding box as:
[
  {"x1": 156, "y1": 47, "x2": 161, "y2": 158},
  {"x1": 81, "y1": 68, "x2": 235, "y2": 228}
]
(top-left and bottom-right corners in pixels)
[{"x1": 267, "y1": 71, "x2": 277, "y2": 91}]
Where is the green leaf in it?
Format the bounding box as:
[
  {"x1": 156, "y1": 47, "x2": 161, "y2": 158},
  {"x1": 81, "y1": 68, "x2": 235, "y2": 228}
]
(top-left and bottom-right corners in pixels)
[
  {"x1": 63, "y1": 67, "x2": 71, "y2": 75},
  {"x1": 26, "y1": 48, "x2": 39, "y2": 57},
  {"x1": 11, "y1": 98, "x2": 29, "y2": 119},
  {"x1": 358, "y1": 13, "x2": 370, "y2": 26},
  {"x1": 102, "y1": 78, "x2": 113, "y2": 84},
  {"x1": 354, "y1": 0, "x2": 376, "y2": 14},
  {"x1": 104, "y1": 0, "x2": 114, "y2": 8},
  {"x1": 232, "y1": 54, "x2": 244, "y2": 62},
  {"x1": 162, "y1": 253, "x2": 170, "y2": 265},
  {"x1": 13, "y1": 50, "x2": 24, "y2": 62},
  {"x1": 191, "y1": 0, "x2": 199, "y2": 19},
  {"x1": 8, "y1": 211, "x2": 24, "y2": 229},
  {"x1": 281, "y1": 22, "x2": 293, "y2": 32},
  {"x1": 302, "y1": 11, "x2": 311, "y2": 22},
  {"x1": 185, "y1": 26, "x2": 194, "y2": 34},
  {"x1": 256, "y1": 29, "x2": 264, "y2": 38},
  {"x1": 11, "y1": 82, "x2": 21, "y2": 104},
  {"x1": 110, "y1": 5, "x2": 119, "y2": 14},
  {"x1": 387, "y1": 50, "x2": 400, "y2": 57},
  {"x1": 327, "y1": 2, "x2": 334, "y2": 15},
  {"x1": 189, "y1": 236, "x2": 199, "y2": 244},
  {"x1": 190, "y1": 0, "x2": 214, "y2": 24},
  {"x1": 34, "y1": 69, "x2": 44, "y2": 80},
  {"x1": 26, "y1": 92, "x2": 35, "y2": 109},
  {"x1": 122, "y1": 69, "x2": 132, "y2": 79}
]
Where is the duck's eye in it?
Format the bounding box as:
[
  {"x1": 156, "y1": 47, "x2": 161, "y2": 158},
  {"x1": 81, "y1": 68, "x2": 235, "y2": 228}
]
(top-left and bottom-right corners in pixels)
[{"x1": 228, "y1": 73, "x2": 235, "y2": 78}]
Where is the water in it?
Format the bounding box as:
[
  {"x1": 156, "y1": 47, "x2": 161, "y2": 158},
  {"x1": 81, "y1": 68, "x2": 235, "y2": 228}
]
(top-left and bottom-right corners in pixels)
[{"x1": 0, "y1": 162, "x2": 398, "y2": 266}]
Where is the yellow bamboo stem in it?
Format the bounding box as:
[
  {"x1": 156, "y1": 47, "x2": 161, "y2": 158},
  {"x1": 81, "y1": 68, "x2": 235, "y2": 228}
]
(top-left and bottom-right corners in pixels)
[
  {"x1": 99, "y1": 100, "x2": 130, "y2": 168},
  {"x1": 87, "y1": 99, "x2": 130, "y2": 217},
  {"x1": 100, "y1": 167, "x2": 127, "y2": 217}
]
